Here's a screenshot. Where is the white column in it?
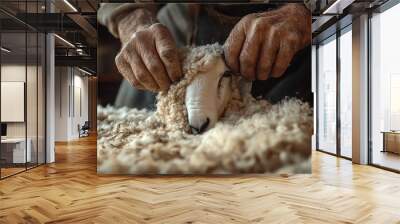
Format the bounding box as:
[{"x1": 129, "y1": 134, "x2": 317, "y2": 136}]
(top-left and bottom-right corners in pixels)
[
  {"x1": 46, "y1": 32, "x2": 55, "y2": 163},
  {"x1": 352, "y1": 14, "x2": 369, "y2": 164},
  {"x1": 45, "y1": 0, "x2": 56, "y2": 163}
]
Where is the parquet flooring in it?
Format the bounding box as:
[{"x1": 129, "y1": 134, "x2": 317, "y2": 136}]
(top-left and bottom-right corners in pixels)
[
  {"x1": 0, "y1": 135, "x2": 400, "y2": 223},
  {"x1": 1, "y1": 167, "x2": 26, "y2": 178}
]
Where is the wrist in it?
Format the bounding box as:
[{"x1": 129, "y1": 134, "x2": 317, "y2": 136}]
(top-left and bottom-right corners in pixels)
[
  {"x1": 279, "y1": 3, "x2": 311, "y2": 16},
  {"x1": 117, "y1": 8, "x2": 157, "y2": 44},
  {"x1": 279, "y1": 3, "x2": 312, "y2": 47}
]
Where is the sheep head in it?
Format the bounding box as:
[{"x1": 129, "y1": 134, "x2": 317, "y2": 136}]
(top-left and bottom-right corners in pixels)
[
  {"x1": 185, "y1": 53, "x2": 232, "y2": 134},
  {"x1": 156, "y1": 43, "x2": 251, "y2": 134}
]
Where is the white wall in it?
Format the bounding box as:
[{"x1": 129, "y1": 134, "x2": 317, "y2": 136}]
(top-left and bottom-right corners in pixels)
[
  {"x1": 1, "y1": 65, "x2": 26, "y2": 136},
  {"x1": 1, "y1": 65, "x2": 36, "y2": 138},
  {"x1": 54, "y1": 67, "x2": 89, "y2": 141},
  {"x1": 1, "y1": 63, "x2": 47, "y2": 164},
  {"x1": 55, "y1": 66, "x2": 69, "y2": 141}
]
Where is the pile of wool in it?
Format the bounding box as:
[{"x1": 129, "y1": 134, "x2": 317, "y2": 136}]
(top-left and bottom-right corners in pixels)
[{"x1": 97, "y1": 44, "x2": 313, "y2": 174}]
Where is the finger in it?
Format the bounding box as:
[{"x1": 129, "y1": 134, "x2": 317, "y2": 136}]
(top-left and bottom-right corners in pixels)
[
  {"x1": 115, "y1": 53, "x2": 144, "y2": 89},
  {"x1": 271, "y1": 41, "x2": 296, "y2": 78},
  {"x1": 152, "y1": 24, "x2": 182, "y2": 82},
  {"x1": 124, "y1": 45, "x2": 160, "y2": 91},
  {"x1": 118, "y1": 57, "x2": 144, "y2": 89},
  {"x1": 136, "y1": 31, "x2": 171, "y2": 91},
  {"x1": 239, "y1": 19, "x2": 264, "y2": 80},
  {"x1": 256, "y1": 29, "x2": 279, "y2": 80},
  {"x1": 223, "y1": 15, "x2": 252, "y2": 73}
]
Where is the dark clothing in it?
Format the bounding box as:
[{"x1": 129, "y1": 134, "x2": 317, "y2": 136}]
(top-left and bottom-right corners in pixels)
[{"x1": 252, "y1": 45, "x2": 312, "y2": 106}]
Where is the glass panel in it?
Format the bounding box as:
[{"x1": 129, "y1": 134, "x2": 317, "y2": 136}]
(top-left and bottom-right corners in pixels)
[
  {"x1": 339, "y1": 28, "x2": 352, "y2": 158},
  {"x1": 27, "y1": 31, "x2": 38, "y2": 169},
  {"x1": 0, "y1": 0, "x2": 46, "y2": 178},
  {"x1": 317, "y1": 36, "x2": 337, "y2": 154},
  {"x1": 1, "y1": 31, "x2": 27, "y2": 177},
  {"x1": 371, "y1": 3, "x2": 400, "y2": 171},
  {"x1": 38, "y1": 32, "x2": 45, "y2": 165},
  {"x1": 312, "y1": 45, "x2": 317, "y2": 151}
]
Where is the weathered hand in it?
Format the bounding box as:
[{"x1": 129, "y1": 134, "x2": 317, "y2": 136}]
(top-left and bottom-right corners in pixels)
[
  {"x1": 224, "y1": 3, "x2": 311, "y2": 81},
  {"x1": 115, "y1": 9, "x2": 182, "y2": 92}
]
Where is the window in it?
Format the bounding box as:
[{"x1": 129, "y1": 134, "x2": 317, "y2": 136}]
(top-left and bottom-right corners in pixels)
[
  {"x1": 317, "y1": 35, "x2": 337, "y2": 154},
  {"x1": 339, "y1": 26, "x2": 352, "y2": 158},
  {"x1": 370, "y1": 2, "x2": 400, "y2": 171}
]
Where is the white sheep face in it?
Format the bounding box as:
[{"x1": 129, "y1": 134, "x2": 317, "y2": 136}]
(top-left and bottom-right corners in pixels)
[{"x1": 185, "y1": 55, "x2": 232, "y2": 134}]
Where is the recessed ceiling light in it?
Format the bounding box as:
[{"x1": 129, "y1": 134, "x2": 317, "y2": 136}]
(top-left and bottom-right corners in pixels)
[
  {"x1": 323, "y1": 0, "x2": 355, "y2": 15},
  {"x1": 1, "y1": 47, "x2": 11, "y2": 53},
  {"x1": 54, "y1": 34, "x2": 75, "y2": 48},
  {"x1": 77, "y1": 67, "x2": 94, "y2": 76},
  {"x1": 63, "y1": 0, "x2": 78, "y2": 12}
]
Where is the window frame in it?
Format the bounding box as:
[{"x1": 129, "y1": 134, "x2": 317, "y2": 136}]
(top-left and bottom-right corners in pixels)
[
  {"x1": 315, "y1": 21, "x2": 353, "y2": 161},
  {"x1": 367, "y1": 0, "x2": 400, "y2": 173}
]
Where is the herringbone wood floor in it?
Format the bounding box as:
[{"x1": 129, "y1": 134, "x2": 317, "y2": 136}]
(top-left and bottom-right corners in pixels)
[{"x1": 0, "y1": 135, "x2": 399, "y2": 224}]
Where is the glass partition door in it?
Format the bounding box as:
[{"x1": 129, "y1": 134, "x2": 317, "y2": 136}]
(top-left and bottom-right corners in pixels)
[
  {"x1": 0, "y1": 1, "x2": 46, "y2": 179},
  {"x1": 1, "y1": 26, "x2": 28, "y2": 177}
]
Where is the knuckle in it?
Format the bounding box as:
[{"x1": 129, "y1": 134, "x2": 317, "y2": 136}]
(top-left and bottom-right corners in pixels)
[
  {"x1": 223, "y1": 42, "x2": 231, "y2": 53},
  {"x1": 252, "y1": 18, "x2": 265, "y2": 32},
  {"x1": 170, "y1": 67, "x2": 182, "y2": 81},
  {"x1": 115, "y1": 55, "x2": 130, "y2": 76},
  {"x1": 223, "y1": 46, "x2": 238, "y2": 68},
  {"x1": 159, "y1": 82, "x2": 169, "y2": 91},
  {"x1": 242, "y1": 13, "x2": 257, "y2": 23},
  {"x1": 286, "y1": 32, "x2": 300, "y2": 40},
  {"x1": 115, "y1": 53, "x2": 124, "y2": 66},
  {"x1": 223, "y1": 48, "x2": 231, "y2": 60},
  {"x1": 136, "y1": 72, "x2": 148, "y2": 82},
  {"x1": 122, "y1": 41, "x2": 136, "y2": 56},
  {"x1": 151, "y1": 23, "x2": 166, "y2": 32},
  {"x1": 285, "y1": 34, "x2": 301, "y2": 49},
  {"x1": 159, "y1": 48, "x2": 175, "y2": 61},
  {"x1": 259, "y1": 64, "x2": 271, "y2": 73},
  {"x1": 240, "y1": 55, "x2": 252, "y2": 66},
  {"x1": 269, "y1": 25, "x2": 280, "y2": 37},
  {"x1": 147, "y1": 63, "x2": 162, "y2": 75},
  {"x1": 242, "y1": 72, "x2": 253, "y2": 80},
  {"x1": 134, "y1": 30, "x2": 149, "y2": 40}
]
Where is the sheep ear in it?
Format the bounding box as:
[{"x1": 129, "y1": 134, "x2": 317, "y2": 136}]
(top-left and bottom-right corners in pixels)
[{"x1": 239, "y1": 78, "x2": 252, "y2": 97}]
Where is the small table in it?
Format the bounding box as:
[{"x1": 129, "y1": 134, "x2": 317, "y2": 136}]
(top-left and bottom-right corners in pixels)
[{"x1": 381, "y1": 131, "x2": 400, "y2": 155}]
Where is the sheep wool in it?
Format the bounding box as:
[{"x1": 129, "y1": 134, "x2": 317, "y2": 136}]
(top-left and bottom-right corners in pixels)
[{"x1": 97, "y1": 43, "x2": 313, "y2": 174}]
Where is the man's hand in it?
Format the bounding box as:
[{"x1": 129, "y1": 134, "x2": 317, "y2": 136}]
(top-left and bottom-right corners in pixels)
[
  {"x1": 115, "y1": 9, "x2": 182, "y2": 92},
  {"x1": 224, "y1": 4, "x2": 311, "y2": 81}
]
